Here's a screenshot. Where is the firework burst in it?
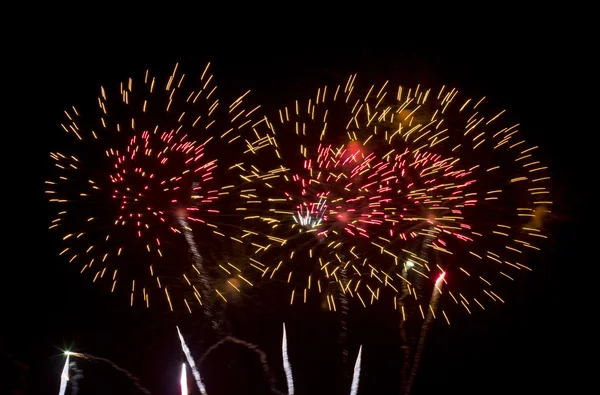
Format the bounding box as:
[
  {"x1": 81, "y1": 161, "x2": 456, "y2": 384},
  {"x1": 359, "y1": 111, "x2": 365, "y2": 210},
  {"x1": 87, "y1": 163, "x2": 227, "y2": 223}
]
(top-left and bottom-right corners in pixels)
[
  {"x1": 336, "y1": 80, "x2": 552, "y2": 393},
  {"x1": 238, "y1": 79, "x2": 403, "y2": 311},
  {"x1": 237, "y1": 74, "x2": 550, "y2": 322},
  {"x1": 47, "y1": 63, "x2": 273, "y2": 314},
  {"x1": 344, "y1": 80, "x2": 552, "y2": 324}
]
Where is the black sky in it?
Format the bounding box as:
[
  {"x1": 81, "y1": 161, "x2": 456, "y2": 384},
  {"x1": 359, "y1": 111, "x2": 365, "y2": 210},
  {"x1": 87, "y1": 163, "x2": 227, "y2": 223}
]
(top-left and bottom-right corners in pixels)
[{"x1": 5, "y1": 25, "x2": 587, "y2": 394}]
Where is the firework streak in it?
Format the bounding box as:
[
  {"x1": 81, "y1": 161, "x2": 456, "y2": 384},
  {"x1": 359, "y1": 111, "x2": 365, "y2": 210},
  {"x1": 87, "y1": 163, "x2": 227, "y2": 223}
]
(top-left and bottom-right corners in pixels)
[
  {"x1": 282, "y1": 323, "x2": 294, "y2": 395},
  {"x1": 177, "y1": 327, "x2": 207, "y2": 395},
  {"x1": 58, "y1": 353, "x2": 70, "y2": 395}
]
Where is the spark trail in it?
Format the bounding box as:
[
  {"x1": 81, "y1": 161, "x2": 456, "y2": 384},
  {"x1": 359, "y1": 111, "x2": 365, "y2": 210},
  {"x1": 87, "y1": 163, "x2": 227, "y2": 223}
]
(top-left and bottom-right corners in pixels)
[
  {"x1": 180, "y1": 363, "x2": 188, "y2": 395},
  {"x1": 177, "y1": 326, "x2": 207, "y2": 395},
  {"x1": 349, "y1": 346, "x2": 363, "y2": 395},
  {"x1": 58, "y1": 353, "x2": 70, "y2": 395},
  {"x1": 282, "y1": 323, "x2": 294, "y2": 395}
]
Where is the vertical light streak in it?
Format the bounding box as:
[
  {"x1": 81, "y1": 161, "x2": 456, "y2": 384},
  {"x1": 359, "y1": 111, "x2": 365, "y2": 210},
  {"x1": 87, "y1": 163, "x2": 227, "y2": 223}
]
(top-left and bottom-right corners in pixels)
[
  {"x1": 58, "y1": 353, "x2": 70, "y2": 395},
  {"x1": 180, "y1": 363, "x2": 188, "y2": 395},
  {"x1": 282, "y1": 323, "x2": 294, "y2": 395},
  {"x1": 177, "y1": 326, "x2": 207, "y2": 395},
  {"x1": 349, "y1": 346, "x2": 362, "y2": 395}
]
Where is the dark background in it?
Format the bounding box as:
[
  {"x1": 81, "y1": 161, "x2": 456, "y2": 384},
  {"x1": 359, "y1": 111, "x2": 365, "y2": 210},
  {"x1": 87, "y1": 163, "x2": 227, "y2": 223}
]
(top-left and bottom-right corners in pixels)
[{"x1": 4, "y1": 23, "x2": 586, "y2": 394}]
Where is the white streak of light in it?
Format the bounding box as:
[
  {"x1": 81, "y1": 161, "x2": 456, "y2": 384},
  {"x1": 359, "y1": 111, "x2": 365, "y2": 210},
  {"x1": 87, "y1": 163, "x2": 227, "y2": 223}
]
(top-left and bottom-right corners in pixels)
[
  {"x1": 177, "y1": 327, "x2": 207, "y2": 395},
  {"x1": 293, "y1": 197, "x2": 327, "y2": 229},
  {"x1": 282, "y1": 323, "x2": 294, "y2": 395},
  {"x1": 58, "y1": 354, "x2": 70, "y2": 395},
  {"x1": 349, "y1": 346, "x2": 362, "y2": 395},
  {"x1": 180, "y1": 363, "x2": 188, "y2": 395}
]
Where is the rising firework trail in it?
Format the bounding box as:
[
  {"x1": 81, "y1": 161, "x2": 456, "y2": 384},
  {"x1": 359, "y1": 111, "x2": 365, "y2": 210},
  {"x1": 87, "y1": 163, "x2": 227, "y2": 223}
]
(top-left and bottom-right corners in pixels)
[
  {"x1": 349, "y1": 346, "x2": 363, "y2": 395},
  {"x1": 177, "y1": 326, "x2": 207, "y2": 395},
  {"x1": 282, "y1": 323, "x2": 294, "y2": 395},
  {"x1": 180, "y1": 363, "x2": 188, "y2": 395},
  {"x1": 58, "y1": 352, "x2": 70, "y2": 395}
]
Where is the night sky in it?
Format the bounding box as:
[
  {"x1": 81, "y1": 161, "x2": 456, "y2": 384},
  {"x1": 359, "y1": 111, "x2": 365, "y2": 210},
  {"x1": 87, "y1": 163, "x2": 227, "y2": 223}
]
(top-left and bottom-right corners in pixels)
[{"x1": 5, "y1": 27, "x2": 585, "y2": 394}]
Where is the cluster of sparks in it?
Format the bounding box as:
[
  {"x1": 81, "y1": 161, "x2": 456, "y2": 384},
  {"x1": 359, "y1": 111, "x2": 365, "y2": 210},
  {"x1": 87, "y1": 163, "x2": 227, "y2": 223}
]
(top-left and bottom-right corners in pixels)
[
  {"x1": 239, "y1": 74, "x2": 551, "y2": 323},
  {"x1": 177, "y1": 326, "x2": 207, "y2": 395},
  {"x1": 51, "y1": 66, "x2": 552, "y2": 395},
  {"x1": 47, "y1": 63, "x2": 273, "y2": 314},
  {"x1": 48, "y1": 64, "x2": 550, "y2": 325}
]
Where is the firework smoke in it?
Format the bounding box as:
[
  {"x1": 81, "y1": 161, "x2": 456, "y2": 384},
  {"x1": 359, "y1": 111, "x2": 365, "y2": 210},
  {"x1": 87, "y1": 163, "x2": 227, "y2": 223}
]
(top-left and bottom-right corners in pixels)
[
  {"x1": 64, "y1": 352, "x2": 151, "y2": 395},
  {"x1": 199, "y1": 336, "x2": 285, "y2": 395},
  {"x1": 177, "y1": 213, "x2": 220, "y2": 332}
]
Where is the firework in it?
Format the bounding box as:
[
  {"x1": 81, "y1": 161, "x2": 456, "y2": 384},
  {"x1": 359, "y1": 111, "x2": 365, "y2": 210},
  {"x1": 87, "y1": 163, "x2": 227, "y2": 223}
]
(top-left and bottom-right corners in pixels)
[
  {"x1": 337, "y1": 80, "x2": 552, "y2": 323},
  {"x1": 180, "y1": 363, "x2": 188, "y2": 395},
  {"x1": 327, "y1": 79, "x2": 552, "y2": 393},
  {"x1": 282, "y1": 323, "x2": 294, "y2": 395},
  {"x1": 47, "y1": 63, "x2": 273, "y2": 314},
  {"x1": 349, "y1": 345, "x2": 362, "y2": 395},
  {"x1": 233, "y1": 81, "x2": 407, "y2": 381},
  {"x1": 58, "y1": 353, "x2": 70, "y2": 395},
  {"x1": 236, "y1": 75, "x2": 550, "y2": 391},
  {"x1": 239, "y1": 79, "x2": 400, "y2": 311}
]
